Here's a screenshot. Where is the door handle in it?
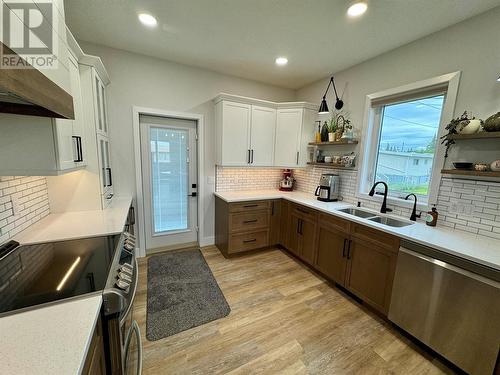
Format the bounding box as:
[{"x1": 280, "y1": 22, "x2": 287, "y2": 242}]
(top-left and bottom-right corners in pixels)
[
  {"x1": 188, "y1": 192, "x2": 197, "y2": 197},
  {"x1": 347, "y1": 239, "x2": 352, "y2": 259},
  {"x1": 296, "y1": 151, "x2": 299, "y2": 164}
]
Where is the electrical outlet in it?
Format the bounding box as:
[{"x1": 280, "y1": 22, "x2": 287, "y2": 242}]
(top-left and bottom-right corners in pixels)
[{"x1": 11, "y1": 197, "x2": 20, "y2": 217}]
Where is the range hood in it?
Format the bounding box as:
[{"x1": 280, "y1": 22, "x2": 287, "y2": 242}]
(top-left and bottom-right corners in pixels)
[{"x1": 0, "y1": 42, "x2": 74, "y2": 119}]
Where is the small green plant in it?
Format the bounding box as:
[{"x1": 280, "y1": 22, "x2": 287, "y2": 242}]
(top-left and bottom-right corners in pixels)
[{"x1": 327, "y1": 117, "x2": 337, "y2": 133}]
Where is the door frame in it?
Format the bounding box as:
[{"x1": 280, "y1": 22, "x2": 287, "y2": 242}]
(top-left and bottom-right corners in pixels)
[{"x1": 132, "y1": 106, "x2": 205, "y2": 257}]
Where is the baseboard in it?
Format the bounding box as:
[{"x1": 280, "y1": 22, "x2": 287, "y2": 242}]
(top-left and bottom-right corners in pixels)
[{"x1": 200, "y1": 236, "x2": 215, "y2": 247}]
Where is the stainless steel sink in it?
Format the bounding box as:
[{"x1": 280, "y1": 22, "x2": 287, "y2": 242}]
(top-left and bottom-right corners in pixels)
[
  {"x1": 338, "y1": 208, "x2": 378, "y2": 218},
  {"x1": 368, "y1": 216, "x2": 414, "y2": 227}
]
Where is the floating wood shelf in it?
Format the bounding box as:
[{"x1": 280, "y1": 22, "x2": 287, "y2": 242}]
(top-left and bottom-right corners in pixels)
[
  {"x1": 308, "y1": 139, "x2": 358, "y2": 146},
  {"x1": 307, "y1": 162, "x2": 356, "y2": 170},
  {"x1": 441, "y1": 169, "x2": 500, "y2": 178},
  {"x1": 447, "y1": 131, "x2": 500, "y2": 140}
]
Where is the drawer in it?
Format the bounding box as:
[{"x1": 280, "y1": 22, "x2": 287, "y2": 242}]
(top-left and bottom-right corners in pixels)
[
  {"x1": 291, "y1": 204, "x2": 318, "y2": 222},
  {"x1": 229, "y1": 230, "x2": 269, "y2": 254},
  {"x1": 351, "y1": 223, "x2": 400, "y2": 252},
  {"x1": 229, "y1": 200, "x2": 270, "y2": 213},
  {"x1": 230, "y1": 210, "x2": 269, "y2": 233},
  {"x1": 319, "y1": 213, "x2": 350, "y2": 233}
]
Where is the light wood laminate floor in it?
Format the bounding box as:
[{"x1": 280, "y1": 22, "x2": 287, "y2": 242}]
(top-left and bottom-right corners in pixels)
[{"x1": 133, "y1": 247, "x2": 455, "y2": 374}]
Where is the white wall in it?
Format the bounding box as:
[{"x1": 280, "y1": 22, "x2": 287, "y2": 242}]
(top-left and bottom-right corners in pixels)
[
  {"x1": 297, "y1": 7, "x2": 500, "y2": 166},
  {"x1": 78, "y1": 42, "x2": 295, "y2": 244}
]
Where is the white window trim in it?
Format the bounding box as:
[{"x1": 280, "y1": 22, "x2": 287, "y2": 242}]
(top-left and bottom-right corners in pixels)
[{"x1": 356, "y1": 71, "x2": 461, "y2": 210}]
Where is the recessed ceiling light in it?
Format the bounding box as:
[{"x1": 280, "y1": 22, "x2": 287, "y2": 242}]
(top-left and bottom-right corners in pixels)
[
  {"x1": 138, "y1": 13, "x2": 158, "y2": 27},
  {"x1": 275, "y1": 57, "x2": 288, "y2": 66},
  {"x1": 347, "y1": 2, "x2": 368, "y2": 17}
]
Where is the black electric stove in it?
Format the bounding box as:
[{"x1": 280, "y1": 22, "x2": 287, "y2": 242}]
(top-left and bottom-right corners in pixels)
[{"x1": 0, "y1": 235, "x2": 121, "y2": 316}]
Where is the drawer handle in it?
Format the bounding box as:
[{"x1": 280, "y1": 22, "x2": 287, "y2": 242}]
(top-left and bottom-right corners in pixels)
[
  {"x1": 243, "y1": 219, "x2": 258, "y2": 224},
  {"x1": 297, "y1": 208, "x2": 310, "y2": 214},
  {"x1": 243, "y1": 239, "x2": 257, "y2": 243},
  {"x1": 243, "y1": 204, "x2": 258, "y2": 208}
]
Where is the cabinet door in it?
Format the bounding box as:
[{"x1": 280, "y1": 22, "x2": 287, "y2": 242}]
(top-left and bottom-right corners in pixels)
[
  {"x1": 288, "y1": 214, "x2": 301, "y2": 256},
  {"x1": 94, "y1": 72, "x2": 108, "y2": 136},
  {"x1": 68, "y1": 53, "x2": 86, "y2": 167},
  {"x1": 315, "y1": 225, "x2": 348, "y2": 285},
  {"x1": 345, "y1": 237, "x2": 398, "y2": 315},
  {"x1": 250, "y1": 105, "x2": 276, "y2": 166},
  {"x1": 279, "y1": 200, "x2": 290, "y2": 248},
  {"x1": 221, "y1": 101, "x2": 251, "y2": 165},
  {"x1": 299, "y1": 218, "x2": 317, "y2": 265},
  {"x1": 54, "y1": 118, "x2": 77, "y2": 170},
  {"x1": 269, "y1": 200, "x2": 281, "y2": 246},
  {"x1": 274, "y1": 108, "x2": 302, "y2": 167}
]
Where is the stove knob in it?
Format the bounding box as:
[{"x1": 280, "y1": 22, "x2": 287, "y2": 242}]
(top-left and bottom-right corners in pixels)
[
  {"x1": 115, "y1": 279, "x2": 130, "y2": 291},
  {"x1": 124, "y1": 243, "x2": 134, "y2": 251},
  {"x1": 123, "y1": 262, "x2": 133, "y2": 270},
  {"x1": 118, "y1": 272, "x2": 132, "y2": 283},
  {"x1": 120, "y1": 265, "x2": 133, "y2": 276}
]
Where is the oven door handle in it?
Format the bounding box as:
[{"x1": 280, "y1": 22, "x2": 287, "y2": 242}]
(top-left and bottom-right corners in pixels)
[
  {"x1": 119, "y1": 257, "x2": 139, "y2": 327},
  {"x1": 123, "y1": 320, "x2": 143, "y2": 375}
]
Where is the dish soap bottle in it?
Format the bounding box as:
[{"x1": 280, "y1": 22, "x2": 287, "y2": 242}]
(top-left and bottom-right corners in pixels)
[{"x1": 426, "y1": 205, "x2": 438, "y2": 227}]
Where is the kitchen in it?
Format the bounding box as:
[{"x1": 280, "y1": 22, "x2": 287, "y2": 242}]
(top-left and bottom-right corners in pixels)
[{"x1": 0, "y1": 1, "x2": 499, "y2": 374}]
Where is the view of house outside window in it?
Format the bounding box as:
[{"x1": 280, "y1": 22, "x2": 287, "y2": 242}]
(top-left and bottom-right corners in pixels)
[{"x1": 374, "y1": 95, "x2": 445, "y2": 199}]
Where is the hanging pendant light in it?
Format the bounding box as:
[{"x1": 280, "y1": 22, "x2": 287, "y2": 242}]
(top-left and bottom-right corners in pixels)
[{"x1": 318, "y1": 76, "x2": 344, "y2": 114}]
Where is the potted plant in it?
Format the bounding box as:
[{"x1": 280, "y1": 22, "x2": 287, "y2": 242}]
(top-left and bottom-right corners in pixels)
[{"x1": 327, "y1": 117, "x2": 337, "y2": 142}]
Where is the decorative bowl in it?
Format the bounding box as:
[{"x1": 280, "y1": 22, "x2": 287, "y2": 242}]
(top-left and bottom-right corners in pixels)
[
  {"x1": 483, "y1": 112, "x2": 500, "y2": 132},
  {"x1": 452, "y1": 162, "x2": 474, "y2": 170}
]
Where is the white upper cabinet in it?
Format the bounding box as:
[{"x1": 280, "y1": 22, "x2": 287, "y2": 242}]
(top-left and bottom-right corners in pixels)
[
  {"x1": 274, "y1": 108, "x2": 303, "y2": 167},
  {"x1": 250, "y1": 105, "x2": 276, "y2": 166},
  {"x1": 54, "y1": 52, "x2": 86, "y2": 171},
  {"x1": 216, "y1": 101, "x2": 251, "y2": 166},
  {"x1": 214, "y1": 94, "x2": 316, "y2": 168},
  {"x1": 94, "y1": 73, "x2": 109, "y2": 136}
]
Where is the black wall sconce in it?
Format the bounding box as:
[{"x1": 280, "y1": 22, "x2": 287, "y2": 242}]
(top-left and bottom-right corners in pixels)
[{"x1": 318, "y1": 76, "x2": 344, "y2": 114}]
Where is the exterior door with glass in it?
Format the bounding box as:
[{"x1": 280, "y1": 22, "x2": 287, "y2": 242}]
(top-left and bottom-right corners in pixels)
[{"x1": 140, "y1": 116, "x2": 198, "y2": 251}]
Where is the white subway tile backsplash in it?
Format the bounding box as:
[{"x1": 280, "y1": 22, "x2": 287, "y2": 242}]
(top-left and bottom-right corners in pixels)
[
  {"x1": 216, "y1": 165, "x2": 500, "y2": 241},
  {"x1": 0, "y1": 176, "x2": 50, "y2": 243}
]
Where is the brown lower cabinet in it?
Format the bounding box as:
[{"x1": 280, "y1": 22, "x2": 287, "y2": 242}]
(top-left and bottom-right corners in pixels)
[
  {"x1": 82, "y1": 314, "x2": 106, "y2": 375},
  {"x1": 215, "y1": 197, "x2": 400, "y2": 315}
]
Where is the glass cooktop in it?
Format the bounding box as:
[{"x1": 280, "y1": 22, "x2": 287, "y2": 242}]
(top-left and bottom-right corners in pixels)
[{"x1": 0, "y1": 235, "x2": 120, "y2": 316}]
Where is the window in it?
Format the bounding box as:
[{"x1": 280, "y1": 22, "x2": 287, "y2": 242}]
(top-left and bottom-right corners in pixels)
[
  {"x1": 373, "y1": 94, "x2": 444, "y2": 200},
  {"x1": 360, "y1": 72, "x2": 460, "y2": 206}
]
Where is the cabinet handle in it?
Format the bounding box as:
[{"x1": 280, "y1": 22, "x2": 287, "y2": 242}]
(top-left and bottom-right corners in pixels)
[
  {"x1": 106, "y1": 168, "x2": 113, "y2": 186},
  {"x1": 296, "y1": 219, "x2": 300, "y2": 234},
  {"x1": 72, "y1": 136, "x2": 83, "y2": 162},
  {"x1": 347, "y1": 239, "x2": 352, "y2": 259},
  {"x1": 296, "y1": 151, "x2": 299, "y2": 164},
  {"x1": 296, "y1": 208, "x2": 309, "y2": 215},
  {"x1": 251, "y1": 149, "x2": 254, "y2": 164},
  {"x1": 243, "y1": 204, "x2": 258, "y2": 208},
  {"x1": 247, "y1": 149, "x2": 251, "y2": 164},
  {"x1": 243, "y1": 219, "x2": 257, "y2": 224},
  {"x1": 342, "y1": 239, "x2": 347, "y2": 258},
  {"x1": 243, "y1": 239, "x2": 256, "y2": 243}
]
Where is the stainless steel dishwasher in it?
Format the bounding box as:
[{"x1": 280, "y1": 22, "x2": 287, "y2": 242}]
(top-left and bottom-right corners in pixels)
[{"x1": 389, "y1": 240, "x2": 500, "y2": 375}]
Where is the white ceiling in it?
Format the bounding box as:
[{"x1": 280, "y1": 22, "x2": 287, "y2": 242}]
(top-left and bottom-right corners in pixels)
[{"x1": 65, "y1": 0, "x2": 500, "y2": 89}]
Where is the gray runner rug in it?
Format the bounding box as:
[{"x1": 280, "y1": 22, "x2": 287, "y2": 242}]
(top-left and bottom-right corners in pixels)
[{"x1": 146, "y1": 249, "x2": 230, "y2": 341}]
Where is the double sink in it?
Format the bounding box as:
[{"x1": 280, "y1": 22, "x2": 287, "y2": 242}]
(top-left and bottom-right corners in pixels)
[{"x1": 338, "y1": 208, "x2": 414, "y2": 227}]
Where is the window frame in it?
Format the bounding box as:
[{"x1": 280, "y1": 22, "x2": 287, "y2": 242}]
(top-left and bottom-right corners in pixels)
[{"x1": 357, "y1": 72, "x2": 461, "y2": 210}]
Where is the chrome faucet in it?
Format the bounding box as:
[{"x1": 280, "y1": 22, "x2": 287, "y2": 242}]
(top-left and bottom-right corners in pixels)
[
  {"x1": 368, "y1": 181, "x2": 392, "y2": 214},
  {"x1": 405, "y1": 193, "x2": 421, "y2": 221}
]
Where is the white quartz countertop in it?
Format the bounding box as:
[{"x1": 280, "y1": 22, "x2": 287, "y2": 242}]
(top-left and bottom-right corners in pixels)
[
  {"x1": 14, "y1": 196, "x2": 133, "y2": 245},
  {"x1": 0, "y1": 295, "x2": 102, "y2": 375},
  {"x1": 215, "y1": 190, "x2": 500, "y2": 270}
]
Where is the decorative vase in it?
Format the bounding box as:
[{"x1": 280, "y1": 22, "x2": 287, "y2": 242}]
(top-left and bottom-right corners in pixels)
[
  {"x1": 458, "y1": 119, "x2": 481, "y2": 134},
  {"x1": 328, "y1": 132, "x2": 335, "y2": 142},
  {"x1": 320, "y1": 122, "x2": 329, "y2": 142}
]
